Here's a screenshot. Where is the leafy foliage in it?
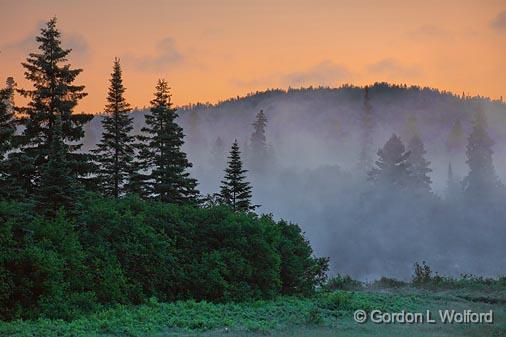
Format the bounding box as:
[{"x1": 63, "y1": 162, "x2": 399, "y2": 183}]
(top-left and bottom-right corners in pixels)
[{"x1": 0, "y1": 195, "x2": 326, "y2": 320}]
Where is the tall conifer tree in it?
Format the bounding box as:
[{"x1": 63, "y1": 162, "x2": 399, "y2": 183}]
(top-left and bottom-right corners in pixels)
[
  {"x1": 0, "y1": 84, "x2": 16, "y2": 156},
  {"x1": 407, "y1": 134, "x2": 432, "y2": 192},
  {"x1": 463, "y1": 111, "x2": 501, "y2": 198},
  {"x1": 93, "y1": 58, "x2": 135, "y2": 198},
  {"x1": 249, "y1": 110, "x2": 268, "y2": 172},
  {"x1": 220, "y1": 140, "x2": 254, "y2": 212},
  {"x1": 0, "y1": 85, "x2": 19, "y2": 199},
  {"x1": 368, "y1": 134, "x2": 410, "y2": 188},
  {"x1": 36, "y1": 116, "x2": 79, "y2": 216},
  {"x1": 14, "y1": 18, "x2": 92, "y2": 193},
  {"x1": 136, "y1": 79, "x2": 199, "y2": 204}
]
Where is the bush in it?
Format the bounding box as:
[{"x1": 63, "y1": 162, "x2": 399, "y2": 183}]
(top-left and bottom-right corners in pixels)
[
  {"x1": 318, "y1": 291, "x2": 353, "y2": 310},
  {"x1": 277, "y1": 220, "x2": 329, "y2": 295},
  {"x1": 323, "y1": 274, "x2": 362, "y2": 291},
  {"x1": 0, "y1": 194, "x2": 327, "y2": 320},
  {"x1": 412, "y1": 261, "x2": 432, "y2": 286}
]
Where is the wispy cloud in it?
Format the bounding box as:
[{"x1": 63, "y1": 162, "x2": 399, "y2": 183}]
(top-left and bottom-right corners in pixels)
[
  {"x1": 230, "y1": 75, "x2": 276, "y2": 88},
  {"x1": 367, "y1": 58, "x2": 422, "y2": 78},
  {"x1": 129, "y1": 37, "x2": 183, "y2": 71},
  {"x1": 491, "y1": 10, "x2": 506, "y2": 31}
]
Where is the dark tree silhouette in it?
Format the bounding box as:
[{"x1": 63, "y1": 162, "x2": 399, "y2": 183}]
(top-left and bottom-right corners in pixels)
[
  {"x1": 463, "y1": 111, "x2": 501, "y2": 198},
  {"x1": 220, "y1": 140, "x2": 255, "y2": 212},
  {"x1": 36, "y1": 117, "x2": 80, "y2": 216},
  {"x1": 93, "y1": 58, "x2": 135, "y2": 198},
  {"x1": 13, "y1": 18, "x2": 92, "y2": 193},
  {"x1": 407, "y1": 134, "x2": 432, "y2": 192},
  {"x1": 0, "y1": 83, "x2": 16, "y2": 156},
  {"x1": 249, "y1": 109, "x2": 268, "y2": 172},
  {"x1": 136, "y1": 79, "x2": 199, "y2": 204},
  {"x1": 368, "y1": 134, "x2": 410, "y2": 188},
  {"x1": 0, "y1": 84, "x2": 20, "y2": 200}
]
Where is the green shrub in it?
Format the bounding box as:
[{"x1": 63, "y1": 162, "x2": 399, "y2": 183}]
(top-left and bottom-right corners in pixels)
[
  {"x1": 323, "y1": 274, "x2": 362, "y2": 291},
  {"x1": 0, "y1": 194, "x2": 326, "y2": 320},
  {"x1": 318, "y1": 291, "x2": 353, "y2": 310},
  {"x1": 277, "y1": 220, "x2": 329, "y2": 296},
  {"x1": 370, "y1": 277, "x2": 406, "y2": 289},
  {"x1": 306, "y1": 306, "x2": 324, "y2": 325}
]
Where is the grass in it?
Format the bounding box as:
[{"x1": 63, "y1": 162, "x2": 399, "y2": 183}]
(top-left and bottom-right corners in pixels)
[{"x1": 0, "y1": 287, "x2": 505, "y2": 337}]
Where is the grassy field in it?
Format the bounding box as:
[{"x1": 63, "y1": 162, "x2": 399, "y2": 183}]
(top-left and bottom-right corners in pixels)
[{"x1": 1, "y1": 287, "x2": 505, "y2": 337}]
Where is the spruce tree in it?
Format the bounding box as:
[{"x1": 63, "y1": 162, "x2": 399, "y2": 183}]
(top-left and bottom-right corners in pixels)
[
  {"x1": 368, "y1": 134, "x2": 410, "y2": 188},
  {"x1": 407, "y1": 134, "x2": 432, "y2": 192},
  {"x1": 15, "y1": 17, "x2": 92, "y2": 193},
  {"x1": 4, "y1": 77, "x2": 15, "y2": 117},
  {"x1": 358, "y1": 86, "x2": 374, "y2": 172},
  {"x1": 92, "y1": 58, "x2": 135, "y2": 198},
  {"x1": 249, "y1": 110, "x2": 268, "y2": 172},
  {"x1": 0, "y1": 84, "x2": 16, "y2": 156},
  {"x1": 0, "y1": 85, "x2": 20, "y2": 200},
  {"x1": 463, "y1": 111, "x2": 501, "y2": 198},
  {"x1": 137, "y1": 79, "x2": 199, "y2": 204},
  {"x1": 36, "y1": 116, "x2": 79, "y2": 216},
  {"x1": 220, "y1": 140, "x2": 254, "y2": 212}
]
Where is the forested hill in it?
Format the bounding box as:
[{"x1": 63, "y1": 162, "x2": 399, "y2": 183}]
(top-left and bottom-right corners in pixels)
[{"x1": 84, "y1": 82, "x2": 506, "y2": 184}]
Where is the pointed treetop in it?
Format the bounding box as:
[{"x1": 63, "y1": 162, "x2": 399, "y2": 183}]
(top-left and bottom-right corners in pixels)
[{"x1": 220, "y1": 140, "x2": 256, "y2": 212}]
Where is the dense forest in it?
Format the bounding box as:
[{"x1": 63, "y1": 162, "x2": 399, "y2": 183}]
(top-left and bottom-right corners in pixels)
[{"x1": 1, "y1": 17, "x2": 506, "y2": 322}]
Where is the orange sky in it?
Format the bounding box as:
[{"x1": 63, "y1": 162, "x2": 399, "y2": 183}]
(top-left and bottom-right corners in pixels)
[{"x1": 1, "y1": 0, "x2": 505, "y2": 113}]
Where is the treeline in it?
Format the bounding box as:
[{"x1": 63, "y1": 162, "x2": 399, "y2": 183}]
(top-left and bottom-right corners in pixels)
[
  {"x1": 357, "y1": 85, "x2": 505, "y2": 202},
  {"x1": 0, "y1": 19, "x2": 260, "y2": 212},
  {"x1": 0, "y1": 18, "x2": 328, "y2": 320}
]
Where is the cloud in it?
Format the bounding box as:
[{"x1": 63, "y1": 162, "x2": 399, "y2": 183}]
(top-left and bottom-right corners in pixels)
[
  {"x1": 1, "y1": 21, "x2": 90, "y2": 62},
  {"x1": 64, "y1": 33, "x2": 90, "y2": 61},
  {"x1": 230, "y1": 75, "x2": 276, "y2": 88},
  {"x1": 131, "y1": 37, "x2": 183, "y2": 71},
  {"x1": 408, "y1": 25, "x2": 453, "y2": 41},
  {"x1": 491, "y1": 10, "x2": 506, "y2": 31},
  {"x1": 229, "y1": 61, "x2": 351, "y2": 89},
  {"x1": 367, "y1": 58, "x2": 422, "y2": 78},
  {"x1": 281, "y1": 60, "x2": 351, "y2": 86}
]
